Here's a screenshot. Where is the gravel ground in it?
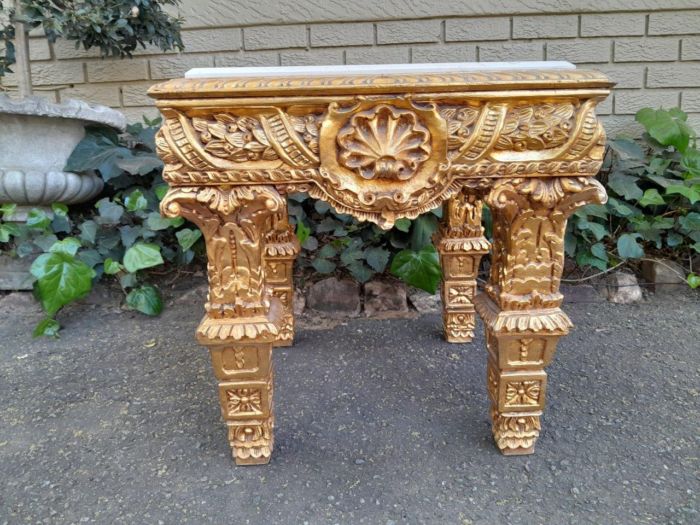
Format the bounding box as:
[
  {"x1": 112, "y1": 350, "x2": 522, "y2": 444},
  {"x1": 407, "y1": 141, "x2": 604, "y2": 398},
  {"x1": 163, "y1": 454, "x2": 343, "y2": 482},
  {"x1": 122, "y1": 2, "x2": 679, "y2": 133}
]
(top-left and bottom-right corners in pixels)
[{"x1": 0, "y1": 287, "x2": 698, "y2": 524}]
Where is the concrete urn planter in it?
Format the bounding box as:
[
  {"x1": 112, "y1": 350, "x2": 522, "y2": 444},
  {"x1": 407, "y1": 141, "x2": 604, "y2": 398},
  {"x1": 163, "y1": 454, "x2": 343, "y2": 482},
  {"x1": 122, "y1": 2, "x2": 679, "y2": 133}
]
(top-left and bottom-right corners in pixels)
[{"x1": 0, "y1": 95, "x2": 127, "y2": 220}]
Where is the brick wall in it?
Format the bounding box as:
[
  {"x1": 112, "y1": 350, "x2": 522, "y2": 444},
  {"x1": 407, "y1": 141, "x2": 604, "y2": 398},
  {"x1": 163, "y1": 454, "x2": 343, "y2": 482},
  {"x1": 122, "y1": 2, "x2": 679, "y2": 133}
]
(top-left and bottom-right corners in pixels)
[{"x1": 2, "y1": 2, "x2": 700, "y2": 136}]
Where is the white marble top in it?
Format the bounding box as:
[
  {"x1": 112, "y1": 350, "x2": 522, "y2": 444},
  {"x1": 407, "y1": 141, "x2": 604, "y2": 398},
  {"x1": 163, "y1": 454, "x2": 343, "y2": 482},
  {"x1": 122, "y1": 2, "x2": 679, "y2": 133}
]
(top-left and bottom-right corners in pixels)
[{"x1": 185, "y1": 61, "x2": 575, "y2": 79}]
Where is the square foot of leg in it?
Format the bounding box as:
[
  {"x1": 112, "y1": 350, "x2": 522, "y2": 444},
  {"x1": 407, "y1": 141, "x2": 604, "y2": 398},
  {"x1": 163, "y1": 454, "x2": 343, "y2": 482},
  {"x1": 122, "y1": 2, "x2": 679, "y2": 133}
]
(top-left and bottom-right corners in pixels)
[
  {"x1": 273, "y1": 338, "x2": 294, "y2": 348},
  {"x1": 445, "y1": 333, "x2": 474, "y2": 344},
  {"x1": 234, "y1": 454, "x2": 272, "y2": 466},
  {"x1": 499, "y1": 445, "x2": 535, "y2": 456}
]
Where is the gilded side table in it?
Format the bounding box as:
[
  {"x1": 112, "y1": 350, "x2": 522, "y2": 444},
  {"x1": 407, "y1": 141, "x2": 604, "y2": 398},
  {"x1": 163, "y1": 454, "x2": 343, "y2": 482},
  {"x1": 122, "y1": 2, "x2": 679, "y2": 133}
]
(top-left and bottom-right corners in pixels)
[{"x1": 149, "y1": 62, "x2": 611, "y2": 464}]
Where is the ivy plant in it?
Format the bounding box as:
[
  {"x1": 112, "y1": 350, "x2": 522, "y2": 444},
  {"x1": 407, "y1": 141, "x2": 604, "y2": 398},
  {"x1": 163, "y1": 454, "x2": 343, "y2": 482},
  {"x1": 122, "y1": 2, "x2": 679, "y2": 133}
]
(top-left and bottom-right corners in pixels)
[
  {"x1": 567, "y1": 107, "x2": 700, "y2": 287},
  {"x1": 287, "y1": 194, "x2": 443, "y2": 293},
  {"x1": 0, "y1": 118, "x2": 203, "y2": 337}
]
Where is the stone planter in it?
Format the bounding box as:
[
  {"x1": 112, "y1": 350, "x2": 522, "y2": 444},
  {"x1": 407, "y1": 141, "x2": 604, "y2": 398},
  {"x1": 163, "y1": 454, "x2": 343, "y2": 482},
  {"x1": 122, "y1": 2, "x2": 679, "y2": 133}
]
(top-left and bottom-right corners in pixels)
[
  {"x1": 0, "y1": 96, "x2": 126, "y2": 220},
  {"x1": 0, "y1": 96, "x2": 126, "y2": 289}
]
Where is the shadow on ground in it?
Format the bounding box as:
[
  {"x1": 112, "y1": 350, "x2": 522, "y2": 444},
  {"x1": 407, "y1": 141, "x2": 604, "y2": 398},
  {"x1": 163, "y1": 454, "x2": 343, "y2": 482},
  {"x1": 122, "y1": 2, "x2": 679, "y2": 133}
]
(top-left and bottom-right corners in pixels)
[{"x1": 0, "y1": 289, "x2": 698, "y2": 524}]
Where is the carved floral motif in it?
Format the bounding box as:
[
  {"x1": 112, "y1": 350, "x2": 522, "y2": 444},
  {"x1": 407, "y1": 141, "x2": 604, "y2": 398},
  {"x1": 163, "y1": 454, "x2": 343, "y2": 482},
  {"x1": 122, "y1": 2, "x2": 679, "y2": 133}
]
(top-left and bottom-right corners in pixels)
[
  {"x1": 337, "y1": 104, "x2": 431, "y2": 181},
  {"x1": 495, "y1": 103, "x2": 575, "y2": 151},
  {"x1": 505, "y1": 381, "x2": 541, "y2": 407},
  {"x1": 492, "y1": 412, "x2": 542, "y2": 453},
  {"x1": 194, "y1": 114, "x2": 278, "y2": 162},
  {"x1": 226, "y1": 387, "x2": 263, "y2": 415}
]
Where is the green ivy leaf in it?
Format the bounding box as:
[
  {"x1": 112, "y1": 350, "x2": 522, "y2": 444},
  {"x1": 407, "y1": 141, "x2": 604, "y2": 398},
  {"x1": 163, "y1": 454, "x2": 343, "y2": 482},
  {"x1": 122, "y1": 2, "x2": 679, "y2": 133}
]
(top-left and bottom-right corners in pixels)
[
  {"x1": 33, "y1": 317, "x2": 61, "y2": 338},
  {"x1": 311, "y1": 258, "x2": 336, "y2": 273},
  {"x1": 638, "y1": 188, "x2": 666, "y2": 207},
  {"x1": 679, "y1": 212, "x2": 700, "y2": 232},
  {"x1": 666, "y1": 232, "x2": 684, "y2": 247},
  {"x1": 314, "y1": 200, "x2": 331, "y2": 214},
  {"x1": 607, "y1": 197, "x2": 640, "y2": 217},
  {"x1": 95, "y1": 198, "x2": 124, "y2": 225},
  {"x1": 316, "y1": 216, "x2": 342, "y2": 233},
  {"x1": 0, "y1": 223, "x2": 20, "y2": 243},
  {"x1": 609, "y1": 137, "x2": 644, "y2": 160},
  {"x1": 681, "y1": 149, "x2": 700, "y2": 177},
  {"x1": 394, "y1": 218, "x2": 411, "y2": 232},
  {"x1": 0, "y1": 203, "x2": 17, "y2": 219},
  {"x1": 390, "y1": 245, "x2": 442, "y2": 294},
  {"x1": 79, "y1": 220, "x2": 98, "y2": 244},
  {"x1": 687, "y1": 273, "x2": 700, "y2": 289},
  {"x1": 119, "y1": 225, "x2": 142, "y2": 248},
  {"x1": 608, "y1": 173, "x2": 643, "y2": 201},
  {"x1": 576, "y1": 250, "x2": 607, "y2": 271},
  {"x1": 145, "y1": 212, "x2": 178, "y2": 231},
  {"x1": 302, "y1": 235, "x2": 319, "y2": 251},
  {"x1": 636, "y1": 107, "x2": 693, "y2": 152},
  {"x1": 576, "y1": 218, "x2": 608, "y2": 241},
  {"x1": 591, "y1": 242, "x2": 609, "y2": 261},
  {"x1": 49, "y1": 237, "x2": 82, "y2": 256},
  {"x1": 410, "y1": 214, "x2": 439, "y2": 251},
  {"x1": 175, "y1": 228, "x2": 202, "y2": 251},
  {"x1": 30, "y1": 252, "x2": 96, "y2": 315},
  {"x1": 125, "y1": 189, "x2": 148, "y2": 211},
  {"x1": 317, "y1": 244, "x2": 337, "y2": 259},
  {"x1": 103, "y1": 258, "x2": 123, "y2": 275},
  {"x1": 340, "y1": 246, "x2": 364, "y2": 266},
  {"x1": 154, "y1": 183, "x2": 169, "y2": 200},
  {"x1": 27, "y1": 208, "x2": 51, "y2": 230},
  {"x1": 51, "y1": 203, "x2": 68, "y2": 217},
  {"x1": 346, "y1": 261, "x2": 374, "y2": 283},
  {"x1": 126, "y1": 284, "x2": 163, "y2": 316},
  {"x1": 617, "y1": 233, "x2": 644, "y2": 259},
  {"x1": 665, "y1": 184, "x2": 700, "y2": 204},
  {"x1": 123, "y1": 242, "x2": 164, "y2": 273},
  {"x1": 364, "y1": 246, "x2": 390, "y2": 272},
  {"x1": 295, "y1": 221, "x2": 311, "y2": 244}
]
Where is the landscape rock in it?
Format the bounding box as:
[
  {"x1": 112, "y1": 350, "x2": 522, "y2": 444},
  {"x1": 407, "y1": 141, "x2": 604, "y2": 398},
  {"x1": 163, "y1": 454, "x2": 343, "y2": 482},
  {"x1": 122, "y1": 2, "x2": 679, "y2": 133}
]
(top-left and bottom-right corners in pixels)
[
  {"x1": 407, "y1": 287, "x2": 441, "y2": 313},
  {"x1": 606, "y1": 272, "x2": 643, "y2": 304},
  {"x1": 0, "y1": 291, "x2": 42, "y2": 315},
  {"x1": 561, "y1": 284, "x2": 605, "y2": 304},
  {"x1": 641, "y1": 258, "x2": 687, "y2": 295},
  {"x1": 306, "y1": 277, "x2": 360, "y2": 317},
  {"x1": 0, "y1": 254, "x2": 34, "y2": 290},
  {"x1": 363, "y1": 279, "x2": 409, "y2": 318}
]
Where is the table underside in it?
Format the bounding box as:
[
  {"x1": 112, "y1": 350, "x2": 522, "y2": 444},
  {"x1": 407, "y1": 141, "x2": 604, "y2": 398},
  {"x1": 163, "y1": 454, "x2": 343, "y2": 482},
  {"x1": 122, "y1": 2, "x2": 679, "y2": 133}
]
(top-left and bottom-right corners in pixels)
[{"x1": 151, "y1": 69, "x2": 611, "y2": 464}]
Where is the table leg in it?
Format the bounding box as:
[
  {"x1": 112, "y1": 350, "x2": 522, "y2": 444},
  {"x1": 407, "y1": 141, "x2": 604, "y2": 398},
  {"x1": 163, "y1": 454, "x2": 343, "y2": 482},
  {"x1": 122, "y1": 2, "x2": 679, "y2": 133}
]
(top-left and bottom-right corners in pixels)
[
  {"x1": 161, "y1": 185, "x2": 284, "y2": 465},
  {"x1": 475, "y1": 177, "x2": 606, "y2": 455},
  {"x1": 265, "y1": 205, "x2": 300, "y2": 348},
  {"x1": 435, "y1": 189, "x2": 490, "y2": 343}
]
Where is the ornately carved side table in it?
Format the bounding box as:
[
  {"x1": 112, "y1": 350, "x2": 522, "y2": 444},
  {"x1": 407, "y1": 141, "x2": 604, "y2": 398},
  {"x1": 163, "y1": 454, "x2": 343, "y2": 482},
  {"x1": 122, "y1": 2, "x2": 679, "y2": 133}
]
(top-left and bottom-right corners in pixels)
[{"x1": 149, "y1": 62, "x2": 611, "y2": 465}]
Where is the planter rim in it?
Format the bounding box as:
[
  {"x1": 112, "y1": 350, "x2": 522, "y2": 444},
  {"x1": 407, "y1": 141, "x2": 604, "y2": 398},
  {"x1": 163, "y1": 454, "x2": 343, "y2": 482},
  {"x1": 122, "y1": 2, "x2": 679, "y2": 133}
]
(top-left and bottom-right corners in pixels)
[{"x1": 0, "y1": 95, "x2": 127, "y2": 131}]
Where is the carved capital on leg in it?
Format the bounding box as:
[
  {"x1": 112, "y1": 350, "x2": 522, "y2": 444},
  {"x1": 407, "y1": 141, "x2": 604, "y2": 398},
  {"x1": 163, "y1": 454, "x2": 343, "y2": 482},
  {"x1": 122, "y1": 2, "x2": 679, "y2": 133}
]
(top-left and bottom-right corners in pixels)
[
  {"x1": 264, "y1": 207, "x2": 299, "y2": 347},
  {"x1": 435, "y1": 188, "x2": 490, "y2": 343},
  {"x1": 476, "y1": 176, "x2": 606, "y2": 454},
  {"x1": 161, "y1": 185, "x2": 283, "y2": 464}
]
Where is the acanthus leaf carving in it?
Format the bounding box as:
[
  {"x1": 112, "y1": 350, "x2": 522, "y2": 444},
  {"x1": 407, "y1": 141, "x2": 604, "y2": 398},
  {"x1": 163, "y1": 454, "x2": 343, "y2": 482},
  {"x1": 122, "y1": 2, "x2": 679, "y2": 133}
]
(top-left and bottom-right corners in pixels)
[
  {"x1": 485, "y1": 176, "x2": 606, "y2": 311},
  {"x1": 161, "y1": 185, "x2": 283, "y2": 323}
]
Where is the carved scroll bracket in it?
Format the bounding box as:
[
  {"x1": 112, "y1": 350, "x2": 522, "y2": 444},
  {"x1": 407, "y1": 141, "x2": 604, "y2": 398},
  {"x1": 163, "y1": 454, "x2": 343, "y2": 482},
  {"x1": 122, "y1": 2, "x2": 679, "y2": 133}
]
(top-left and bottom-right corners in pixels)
[{"x1": 161, "y1": 185, "x2": 285, "y2": 342}]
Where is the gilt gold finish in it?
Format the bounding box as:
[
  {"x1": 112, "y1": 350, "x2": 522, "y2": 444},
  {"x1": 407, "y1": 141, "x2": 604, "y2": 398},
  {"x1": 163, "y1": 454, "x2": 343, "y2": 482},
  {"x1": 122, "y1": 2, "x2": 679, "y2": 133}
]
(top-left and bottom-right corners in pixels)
[{"x1": 150, "y1": 67, "x2": 611, "y2": 464}]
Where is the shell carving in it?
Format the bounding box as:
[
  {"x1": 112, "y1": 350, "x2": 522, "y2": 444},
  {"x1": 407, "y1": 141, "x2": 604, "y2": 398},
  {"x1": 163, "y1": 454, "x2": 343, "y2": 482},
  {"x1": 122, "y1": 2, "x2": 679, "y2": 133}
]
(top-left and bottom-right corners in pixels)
[{"x1": 337, "y1": 104, "x2": 431, "y2": 181}]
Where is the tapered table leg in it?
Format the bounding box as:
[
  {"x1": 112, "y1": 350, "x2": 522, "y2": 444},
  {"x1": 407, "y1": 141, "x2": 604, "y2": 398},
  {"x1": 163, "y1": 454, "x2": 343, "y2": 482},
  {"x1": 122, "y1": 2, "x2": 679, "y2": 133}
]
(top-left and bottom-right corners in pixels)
[
  {"x1": 162, "y1": 185, "x2": 285, "y2": 465},
  {"x1": 475, "y1": 177, "x2": 606, "y2": 455},
  {"x1": 435, "y1": 189, "x2": 490, "y2": 343}
]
